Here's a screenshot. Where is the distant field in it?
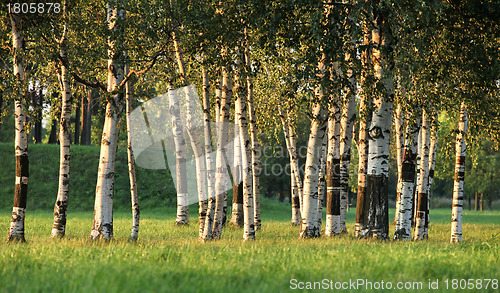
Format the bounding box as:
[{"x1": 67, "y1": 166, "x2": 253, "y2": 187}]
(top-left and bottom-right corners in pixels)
[{"x1": 0, "y1": 201, "x2": 498, "y2": 293}]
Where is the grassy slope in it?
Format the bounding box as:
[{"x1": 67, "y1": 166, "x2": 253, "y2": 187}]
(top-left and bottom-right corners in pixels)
[
  {"x1": 0, "y1": 205, "x2": 498, "y2": 293},
  {"x1": 0, "y1": 142, "x2": 176, "y2": 212}
]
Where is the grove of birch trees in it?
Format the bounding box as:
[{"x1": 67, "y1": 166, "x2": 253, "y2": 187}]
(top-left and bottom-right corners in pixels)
[{"x1": 1, "y1": 0, "x2": 499, "y2": 244}]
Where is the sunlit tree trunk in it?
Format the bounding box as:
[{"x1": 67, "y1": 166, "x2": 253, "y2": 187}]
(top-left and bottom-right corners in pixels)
[
  {"x1": 451, "y1": 102, "x2": 468, "y2": 243},
  {"x1": 317, "y1": 133, "x2": 328, "y2": 229},
  {"x1": 426, "y1": 121, "x2": 438, "y2": 226},
  {"x1": 393, "y1": 104, "x2": 404, "y2": 225},
  {"x1": 8, "y1": 12, "x2": 28, "y2": 242},
  {"x1": 413, "y1": 125, "x2": 422, "y2": 226},
  {"x1": 245, "y1": 39, "x2": 261, "y2": 231},
  {"x1": 280, "y1": 108, "x2": 301, "y2": 225},
  {"x1": 90, "y1": 3, "x2": 125, "y2": 240},
  {"x1": 125, "y1": 63, "x2": 140, "y2": 241},
  {"x1": 212, "y1": 64, "x2": 232, "y2": 240},
  {"x1": 394, "y1": 115, "x2": 420, "y2": 240},
  {"x1": 230, "y1": 75, "x2": 244, "y2": 227},
  {"x1": 354, "y1": 24, "x2": 372, "y2": 238},
  {"x1": 299, "y1": 53, "x2": 328, "y2": 239},
  {"x1": 199, "y1": 53, "x2": 212, "y2": 238},
  {"x1": 359, "y1": 16, "x2": 394, "y2": 239},
  {"x1": 414, "y1": 110, "x2": 430, "y2": 240},
  {"x1": 52, "y1": 15, "x2": 72, "y2": 237},
  {"x1": 203, "y1": 74, "x2": 222, "y2": 240},
  {"x1": 325, "y1": 100, "x2": 341, "y2": 236},
  {"x1": 235, "y1": 57, "x2": 255, "y2": 241},
  {"x1": 339, "y1": 74, "x2": 357, "y2": 233}
]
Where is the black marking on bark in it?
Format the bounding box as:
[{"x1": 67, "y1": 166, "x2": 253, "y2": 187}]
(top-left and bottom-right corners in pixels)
[
  {"x1": 362, "y1": 174, "x2": 389, "y2": 239},
  {"x1": 402, "y1": 161, "x2": 416, "y2": 183},
  {"x1": 429, "y1": 169, "x2": 434, "y2": 179},
  {"x1": 369, "y1": 126, "x2": 383, "y2": 139},
  {"x1": 454, "y1": 171, "x2": 465, "y2": 182},
  {"x1": 456, "y1": 155, "x2": 465, "y2": 165}
]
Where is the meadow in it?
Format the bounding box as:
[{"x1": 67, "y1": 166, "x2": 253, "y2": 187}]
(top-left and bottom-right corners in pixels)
[{"x1": 0, "y1": 202, "x2": 498, "y2": 293}]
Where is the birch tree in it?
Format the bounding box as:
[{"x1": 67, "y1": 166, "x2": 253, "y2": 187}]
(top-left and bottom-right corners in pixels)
[
  {"x1": 125, "y1": 63, "x2": 139, "y2": 241},
  {"x1": 90, "y1": 2, "x2": 126, "y2": 240},
  {"x1": 394, "y1": 114, "x2": 420, "y2": 240},
  {"x1": 393, "y1": 104, "x2": 404, "y2": 225},
  {"x1": 358, "y1": 10, "x2": 394, "y2": 239},
  {"x1": 414, "y1": 110, "x2": 430, "y2": 240},
  {"x1": 8, "y1": 12, "x2": 29, "y2": 242},
  {"x1": 325, "y1": 101, "x2": 341, "y2": 236},
  {"x1": 451, "y1": 102, "x2": 468, "y2": 243}
]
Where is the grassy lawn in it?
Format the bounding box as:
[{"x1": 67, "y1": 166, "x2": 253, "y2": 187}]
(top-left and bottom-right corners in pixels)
[{"x1": 0, "y1": 201, "x2": 498, "y2": 293}]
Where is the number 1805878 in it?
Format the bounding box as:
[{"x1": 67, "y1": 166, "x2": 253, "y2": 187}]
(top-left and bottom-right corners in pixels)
[{"x1": 7, "y1": 3, "x2": 61, "y2": 14}]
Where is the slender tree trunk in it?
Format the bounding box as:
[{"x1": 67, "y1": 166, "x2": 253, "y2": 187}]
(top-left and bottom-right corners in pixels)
[
  {"x1": 413, "y1": 125, "x2": 422, "y2": 226},
  {"x1": 235, "y1": 58, "x2": 255, "y2": 241},
  {"x1": 169, "y1": 87, "x2": 189, "y2": 225},
  {"x1": 8, "y1": 12, "x2": 29, "y2": 242},
  {"x1": 451, "y1": 102, "x2": 468, "y2": 243},
  {"x1": 80, "y1": 89, "x2": 92, "y2": 145},
  {"x1": 393, "y1": 104, "x2": 404, "y2": 224},
  {"x1": 212, "y1": 64, "x2": 232, "y2": 240},
  {"x1": 280, "y1": 108, "x2": 302, "y2": 225},
  {"x1": 124, "y1": 64, "x2": 140, "y2": 241},
  {"x1": 339, "y1": 75, "x2": 357, "y2": 233},
  {"x1": 199, "y1": 53, "x2": 212, "y2": 239},
  {"x1": 90, "y1": 4, "x2": 125, "y2": 240},
  {"x1": 354, "y1": 23, "x2": 372, "y2": 238},
  {"x1": 360, "y1": 16, "x2": 394, "y2": 239},
  {"x1": 414, "y1": 110, "x2": 430, "y2": 240},
  {"x1": 427, "y1": 121, "x2": 438, "y2": 222},
  {"x1": 74, "y1": 92, "x2": 81, "y2": 145},
  {"x1": 32, "y1": 90, "x2": 43, "y2": 144},
  {"x1": 245, "y1": 39, "x2": 261, "y2": 231},
  {"x1": 394, "y1": 115, "x2": 420, "y2": 240},
  {"x1": 299, "y1": 99, "x2": 327, "y2": 238},
  {"x1": 230, "y1": 84, "x2": 244, "y2": 227},
  {"x1": 325, "y1": 100, "x2": 341, "y2": 236},
  {"x1": 316, "y1": 133, "x2": 328, "y2": 229},
  {"x1": 51, "y1": 23, "x2": 72, "y2": 237}
]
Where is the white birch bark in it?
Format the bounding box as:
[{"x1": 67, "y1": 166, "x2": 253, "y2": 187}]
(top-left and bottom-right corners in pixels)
[
  {"x1": 211, "y1": 65, "x2": 232, "y2": 240},
  {"x1": 413, "y1": 125, "x2": 422, "y2": 225},
  {"x1": 236, "y1": 66, "x2": 255, "y2": 241},
  {"x1": 299, "y1": 100, "x2": 327, "y2": 238},
  {"x1": 90, "y1": 4, "x2": 125, "y2": 240},
  {"x1": 426, "y1": 122, "x2": 438, "y2": 229},
  {"x1": 325, "y1": 99, "x2": 341, "y2": 237},
  {"x1": 414, "y1": 110, "x2": 430, "y2": 240},
  {"x1": 394, "y1": 116, "x2": 420, "y2": 240},
  {"x1": 361, "y1": 20, "x2": 393, "y2": 239},
  {"x1": 125, "y1": 64, "x2": 140, "y2": 241},
  {"x1": 230, "y1": 83, "x2": 244, "y2": 227},
  {"x1": 199, "y1": 54, "x2": 212, "y2": 238},
  {"x1": 8, "y1": 13, "x2": 28, "y2": 242},
  {"x1": 393, "y1": 104, "x2": 404, "y2": 225},
  {"x1": 338, "y1": 77, "x2": 357, "y2": 233},
  {"x1": 52, "y1": 22, "x2": 72, "y2": 237},
  {"x1": 316, "y1": 133, "x2": 328, "y2": 229},
  {"x1": 170, "y1": 87, "x2": 189, "y2": 225},
  {"x1": 451, "y1": 102, "x2": 468, "y2": 243},
  {"x1": 245, "y1": 40, "x2": 261, "y2": 231},
  {"x1": 280, "y1": 108, "x2": 301, "y2": 225},
  {"x1": 202, "y1": 74, "x2": 222, "y2": 240},
  {"x1": 354, "y1": 24, "x2": 371, "y2": 238}
]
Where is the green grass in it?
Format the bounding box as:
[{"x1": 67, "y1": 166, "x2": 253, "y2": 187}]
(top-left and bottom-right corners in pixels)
[
  {"x1": 0, "y1": 142, "x2": 176, "y2": 211},
  {"x1": 0, "y1": 202, "x2": 498, "y2": 293}
]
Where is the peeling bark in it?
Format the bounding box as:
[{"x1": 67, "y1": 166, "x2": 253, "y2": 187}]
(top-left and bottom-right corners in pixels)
[{"x1": 451, "y1": 102, "x2": 468, "y2": 243}]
